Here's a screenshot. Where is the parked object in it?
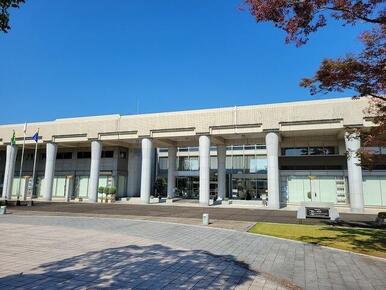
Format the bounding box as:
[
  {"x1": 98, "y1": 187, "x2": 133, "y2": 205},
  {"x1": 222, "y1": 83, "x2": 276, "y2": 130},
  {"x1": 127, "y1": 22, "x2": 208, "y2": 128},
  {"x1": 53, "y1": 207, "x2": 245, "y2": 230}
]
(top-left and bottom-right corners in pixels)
[
  {"x1": 0, "y1": 206, "x2": 6, "y2": 215},
  {"x1": 202, "y1": 213, "x2": 209, "y2": 225}
]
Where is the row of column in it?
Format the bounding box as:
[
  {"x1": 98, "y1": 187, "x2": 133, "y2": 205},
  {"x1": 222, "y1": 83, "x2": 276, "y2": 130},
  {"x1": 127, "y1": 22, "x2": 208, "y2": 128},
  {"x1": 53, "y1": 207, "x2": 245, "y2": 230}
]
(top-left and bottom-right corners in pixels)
[{"x1": 1, "y1": 133, "x2": 365, "y2": 212}]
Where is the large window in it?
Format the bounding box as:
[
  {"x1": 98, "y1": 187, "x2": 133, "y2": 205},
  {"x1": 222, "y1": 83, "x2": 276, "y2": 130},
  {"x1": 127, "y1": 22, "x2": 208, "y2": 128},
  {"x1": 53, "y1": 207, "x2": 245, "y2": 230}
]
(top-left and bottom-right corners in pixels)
[
  {"x1": 159, "y1": 157, "x2": 168, "y2": 170},
  {"x1": 101, "y1": 151, "x2": 114, "y2": 158},
  {"x1": 57, "y1": 152, "x2": 72, "y2": 159},
  {"x1": 77, "y1": 151, "x2": 91, "y2": 159},
  {"x1": 282, "y1": 146, "x2": 336, "y2": 156},
  {"x1": 178, "y1": 157, "x2": 199, "y2": 171}
]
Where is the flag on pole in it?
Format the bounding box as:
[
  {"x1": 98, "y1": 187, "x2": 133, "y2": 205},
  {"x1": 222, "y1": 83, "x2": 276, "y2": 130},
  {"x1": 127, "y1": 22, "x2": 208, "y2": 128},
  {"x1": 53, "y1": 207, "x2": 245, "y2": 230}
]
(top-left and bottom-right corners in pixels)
[
  {"x1": 32, "y1": 131, "x2": 39, "y2": 143},
  {"x1": 11, "y1": 130, "x2": 16, "y2": 145}
]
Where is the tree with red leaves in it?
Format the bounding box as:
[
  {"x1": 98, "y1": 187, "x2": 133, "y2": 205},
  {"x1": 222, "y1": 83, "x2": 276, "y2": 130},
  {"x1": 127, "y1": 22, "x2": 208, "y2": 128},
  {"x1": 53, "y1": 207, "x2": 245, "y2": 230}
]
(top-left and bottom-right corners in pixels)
[
  {"x1": 245, "y1": 0, "x2": 385, "y2": 166},
  {"x1": 0, "y1": 0, "x2": 25, "y2": 33}
]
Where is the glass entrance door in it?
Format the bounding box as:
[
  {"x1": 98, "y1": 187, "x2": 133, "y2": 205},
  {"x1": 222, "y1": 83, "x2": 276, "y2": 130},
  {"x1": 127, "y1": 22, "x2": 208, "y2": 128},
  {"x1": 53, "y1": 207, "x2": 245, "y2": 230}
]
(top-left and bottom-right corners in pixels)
[
  {"x1": 231, "y1": 177, "x2": 267, "y2": 200},
  {"x1": 175, "y1": 177, "x2": 199, "y2": 199}
]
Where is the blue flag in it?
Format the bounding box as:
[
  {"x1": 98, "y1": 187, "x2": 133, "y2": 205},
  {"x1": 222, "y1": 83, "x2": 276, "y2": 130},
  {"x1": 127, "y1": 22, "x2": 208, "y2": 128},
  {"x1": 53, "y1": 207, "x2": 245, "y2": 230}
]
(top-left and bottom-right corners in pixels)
[{"x1": 32, "y1": 131, "x2": 39, "y2": 142}]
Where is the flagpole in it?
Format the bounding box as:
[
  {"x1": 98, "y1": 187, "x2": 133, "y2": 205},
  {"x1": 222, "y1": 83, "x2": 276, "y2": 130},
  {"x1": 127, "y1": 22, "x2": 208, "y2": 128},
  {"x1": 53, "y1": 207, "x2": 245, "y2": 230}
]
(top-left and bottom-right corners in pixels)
[
  {"x1": 29, "y1": 128, "x2": 39, "y2": 206},
  {"x1": 17, "y1": 123, "x2": 27, "y2": 204}
]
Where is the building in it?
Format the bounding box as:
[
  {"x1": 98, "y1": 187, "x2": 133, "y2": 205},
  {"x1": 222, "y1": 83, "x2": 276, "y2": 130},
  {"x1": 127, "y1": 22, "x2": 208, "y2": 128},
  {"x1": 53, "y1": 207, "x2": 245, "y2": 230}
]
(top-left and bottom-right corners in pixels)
[{"x1": 0, "y1": 97, "x2": 385, "y2": 212}]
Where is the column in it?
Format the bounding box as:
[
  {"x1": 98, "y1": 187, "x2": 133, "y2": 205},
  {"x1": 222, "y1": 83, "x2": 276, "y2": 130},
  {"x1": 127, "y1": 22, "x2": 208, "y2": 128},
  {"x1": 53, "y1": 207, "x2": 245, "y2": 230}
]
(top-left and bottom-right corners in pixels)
[
  {"x1": 217, "y1": 144, "x2": 226, "y2": 200},
  {"x1": 88, "y1": 140, "x2": 102, "y2": 203},
  {"x1": 266, "y1": 132, "x2": 280, "y2": 209},
  {"x1": 167, "y1": 147, "x2": 177, "y2": 198},
  {"x1": 345, "y1": 132, "x2": 364, "y2": 213},
  {"x1": 2, "y1": 145, "x2": 17, "y2": 200},
  {"x1": 140, "y1": 138, "x2": 153, "y2": 203},
  {"x1": 199, "y1": 135, "x2": 210, "y2": 205},
  {"x1": 42, "y1": 142, "x2": 57, "y2": 201},
  {"x1": 127, "y1": 148, "x2": 141, "y2": 197}
]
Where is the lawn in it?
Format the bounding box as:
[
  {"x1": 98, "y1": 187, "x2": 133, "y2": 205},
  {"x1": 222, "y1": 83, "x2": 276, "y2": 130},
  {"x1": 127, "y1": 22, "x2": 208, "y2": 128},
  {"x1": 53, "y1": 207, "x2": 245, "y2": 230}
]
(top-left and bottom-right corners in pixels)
[{"x1": 248, "y1": 223, "x2": 386, "y2": 258}]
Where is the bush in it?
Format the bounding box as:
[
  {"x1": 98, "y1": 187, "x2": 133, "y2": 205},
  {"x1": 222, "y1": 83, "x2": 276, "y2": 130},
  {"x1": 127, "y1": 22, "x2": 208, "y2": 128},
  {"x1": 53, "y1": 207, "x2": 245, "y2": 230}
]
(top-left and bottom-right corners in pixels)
[
  {"x1": 108, "y1": 186, "x2": 116, "y2": 195},
  {"x1": 378, "y1": 212, "x2": 386, "y2": 219}
]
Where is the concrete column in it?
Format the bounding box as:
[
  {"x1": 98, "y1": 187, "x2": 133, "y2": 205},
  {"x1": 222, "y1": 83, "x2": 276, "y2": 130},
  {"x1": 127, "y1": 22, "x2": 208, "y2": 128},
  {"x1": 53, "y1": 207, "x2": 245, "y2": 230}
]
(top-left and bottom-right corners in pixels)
[
  {"x1": 266, "y1": 132, "x2": 280, "y2": 209},
  {"x1": 88, "y1": 140, "x2": 102, "y2": 203},
  {"x1": 217, "y1": 145, "x2": 226, "y2": 200},
  {"x1": 199, "y1": 135, "x2": 210, "y2": 205},
  {"x1": 42, "y1": 142, "x2": 57, "y2": 201},
  {"x1": 140, "y1": 138, "x2": 153, "y2": 203},
  {"x1": 345, "y1": 132, "x2": 364, "y2": 213},
  {"x1": 167, "y1": 147, "x2": 177, "y2": 198},
  {"x1": 2, "y1": 145, "x2": 17, "y2": 200},
  {"x1": 127, "y1": 148, "x2": 141, "y2": 197}
]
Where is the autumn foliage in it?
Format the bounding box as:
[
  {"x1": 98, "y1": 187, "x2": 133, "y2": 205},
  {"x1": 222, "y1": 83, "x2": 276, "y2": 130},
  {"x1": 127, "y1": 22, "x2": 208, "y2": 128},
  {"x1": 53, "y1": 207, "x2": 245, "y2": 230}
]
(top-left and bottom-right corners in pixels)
[
  {"x1": 0, "y1": 0, "x2": 25, "y2": 33},
  {"x1": 245, "y1": 0, "x2": 386, "y2": 166}
]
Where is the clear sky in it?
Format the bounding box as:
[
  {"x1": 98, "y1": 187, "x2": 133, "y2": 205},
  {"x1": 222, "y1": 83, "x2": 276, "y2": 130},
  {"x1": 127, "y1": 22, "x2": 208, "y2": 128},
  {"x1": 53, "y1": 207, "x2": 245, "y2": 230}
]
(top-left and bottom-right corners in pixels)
[{"x1": 1, "y1": 0, "x2": 365, "y2": 125}]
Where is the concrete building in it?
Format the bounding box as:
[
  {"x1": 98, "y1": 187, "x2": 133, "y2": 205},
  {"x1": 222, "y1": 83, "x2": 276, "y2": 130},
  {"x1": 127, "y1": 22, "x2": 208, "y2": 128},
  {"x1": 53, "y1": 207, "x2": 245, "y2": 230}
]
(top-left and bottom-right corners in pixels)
[{"x1": 0, "y1": 97, "x2": 385, "y2": 212}]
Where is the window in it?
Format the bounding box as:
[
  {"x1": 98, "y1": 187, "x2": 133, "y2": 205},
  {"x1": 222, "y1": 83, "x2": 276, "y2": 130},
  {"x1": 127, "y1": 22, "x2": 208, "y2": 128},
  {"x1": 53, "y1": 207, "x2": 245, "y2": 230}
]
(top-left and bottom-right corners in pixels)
[
  {"x1": 250, "y1": 158, "x2": 268, "y2": 173},
  {"x1": 210, "y1": 157, "x2": 218, "y2": 170},
  {"x1": 101, "y1": 151, "x2": 114, "y2": 158},
  {"x1": 232, "y1": 145, "x2": 243, "y2": 151},
  {"x1": 232, "y1": 156, "x2": 244, "y2": 170},
  {"x1": 178, "y1": 147, "x2": 188, "y2": 152},
  {"x1": 282, "y1": 146, "x2": 336, "y2": 156},
  {"x1": 282, "y1": 147, "x2": 309, "y2": 156},
  {"x1": 57, "y1": 152, "x2": 72, "y2": 159},
  {"x1": 159, "y1": 148, "x2": 168, "y2": 153},
  {"x1": 77, "y1": 151, "x2": 91, "y2": 159},
  {"x1": 244, "y1": 145, "x2": 255, "y2": 150},
  {"x1": 364, "y1": 147, "x2": 382, "y2": 154},
  {"x1": 25, "y1": 153, "x2": 34, "y2": 161},
  {"x1": 309, "y1": 147, "x2": 325, "y2": 155},
  {"x1": 159, "y1": 157, "x2": 168, "y2": 170}
]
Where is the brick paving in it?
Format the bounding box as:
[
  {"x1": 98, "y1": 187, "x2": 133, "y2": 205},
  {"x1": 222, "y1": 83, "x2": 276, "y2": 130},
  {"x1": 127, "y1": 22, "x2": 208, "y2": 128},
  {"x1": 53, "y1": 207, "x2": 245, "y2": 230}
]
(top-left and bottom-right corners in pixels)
[{"x1": 0, "y1": 215, "x2": 385, "y2": 290}]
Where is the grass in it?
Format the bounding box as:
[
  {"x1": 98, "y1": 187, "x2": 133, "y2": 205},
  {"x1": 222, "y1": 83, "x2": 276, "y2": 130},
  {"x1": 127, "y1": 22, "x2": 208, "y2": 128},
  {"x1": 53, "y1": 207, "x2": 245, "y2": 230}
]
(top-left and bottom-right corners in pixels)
[{"x1": 248, "y1": 223, "x2": 386, "y2": 258}]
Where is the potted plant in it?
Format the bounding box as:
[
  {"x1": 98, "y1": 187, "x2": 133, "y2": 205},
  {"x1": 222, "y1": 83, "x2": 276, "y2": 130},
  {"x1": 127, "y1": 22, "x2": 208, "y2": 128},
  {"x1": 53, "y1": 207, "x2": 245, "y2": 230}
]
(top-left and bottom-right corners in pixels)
[
  {"x1": 108, "y1": 186, "x2": 117, "y2": 202},
  {"x1": 154, "y1": 177, "x2": 166, "y2": 201},
  {"x1": 103, "y1": 186, "x2": 110, "y2": 203},
  {"x1": 98, "y1": 186, "x2": 105, "y2": 203}
]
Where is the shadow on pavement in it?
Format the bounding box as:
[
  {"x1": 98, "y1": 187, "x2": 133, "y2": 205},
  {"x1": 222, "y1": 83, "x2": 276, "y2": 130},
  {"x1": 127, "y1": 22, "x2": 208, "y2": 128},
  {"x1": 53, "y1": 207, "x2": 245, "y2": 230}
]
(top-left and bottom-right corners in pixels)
[{"x1": 0, "y1": 244, "x2": 262, "y2": 290}]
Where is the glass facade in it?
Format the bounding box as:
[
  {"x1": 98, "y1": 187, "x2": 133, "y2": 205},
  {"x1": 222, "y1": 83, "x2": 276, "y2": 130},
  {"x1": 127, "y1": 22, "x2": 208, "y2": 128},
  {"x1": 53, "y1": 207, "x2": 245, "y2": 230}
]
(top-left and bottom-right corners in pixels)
[
  {"x1": 282, "y1": 146, "x2": 336, "y2": 156},
  {"x1": 363, "y1": 176, "x2": 386, "y2": 206},
  {"x1": 280, "y1": 175, "x2": 347, "y2": 204}
]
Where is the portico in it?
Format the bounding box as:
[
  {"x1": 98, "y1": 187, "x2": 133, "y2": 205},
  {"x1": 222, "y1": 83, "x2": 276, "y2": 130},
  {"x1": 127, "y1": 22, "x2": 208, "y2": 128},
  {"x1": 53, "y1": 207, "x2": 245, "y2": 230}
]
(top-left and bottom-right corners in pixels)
[{"x1": 0, "y1": 97, "x2": 383, "y2": 212}]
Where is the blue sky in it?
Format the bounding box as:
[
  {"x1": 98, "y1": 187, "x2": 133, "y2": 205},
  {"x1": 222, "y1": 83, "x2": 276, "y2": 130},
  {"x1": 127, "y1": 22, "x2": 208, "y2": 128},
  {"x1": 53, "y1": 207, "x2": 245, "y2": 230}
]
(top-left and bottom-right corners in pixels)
[{"x1": 0, "y1": 0, "x2": 365, "y2": 124}]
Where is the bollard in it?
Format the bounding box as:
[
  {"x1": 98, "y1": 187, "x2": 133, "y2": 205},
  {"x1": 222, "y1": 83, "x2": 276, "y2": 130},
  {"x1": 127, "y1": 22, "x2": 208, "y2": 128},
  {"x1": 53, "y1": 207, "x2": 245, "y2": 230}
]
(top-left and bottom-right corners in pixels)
[
  {"x1": 202, "y1": 213, "x2": 209, "y2": 226},
  {"x1": 0, "y1": 206, "x2": 6, "y2": 215}
]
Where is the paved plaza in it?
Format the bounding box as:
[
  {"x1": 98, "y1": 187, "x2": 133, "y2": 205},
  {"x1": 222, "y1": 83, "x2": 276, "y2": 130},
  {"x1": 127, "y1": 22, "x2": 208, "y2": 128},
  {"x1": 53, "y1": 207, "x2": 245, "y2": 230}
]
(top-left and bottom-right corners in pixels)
[{"x1": 0, "y1": 214, "x2": 385, "y2": 290}]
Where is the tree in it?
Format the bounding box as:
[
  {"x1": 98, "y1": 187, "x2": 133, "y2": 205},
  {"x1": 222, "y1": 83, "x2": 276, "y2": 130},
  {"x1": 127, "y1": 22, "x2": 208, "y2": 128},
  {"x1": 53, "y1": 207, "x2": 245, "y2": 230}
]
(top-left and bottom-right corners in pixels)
[
  {"x1": 244, "y1": 0, "x2": 385, "y2": 165},
  {"x1": 0, "y1": 0, "x2": 25, "y2": 33}
]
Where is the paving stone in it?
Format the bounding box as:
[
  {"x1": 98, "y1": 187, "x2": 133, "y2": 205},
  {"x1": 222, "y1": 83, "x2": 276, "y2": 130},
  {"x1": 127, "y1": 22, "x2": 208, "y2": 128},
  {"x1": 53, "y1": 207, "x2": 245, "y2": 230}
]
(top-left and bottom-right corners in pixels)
[{"x1": 0, "y1": 215, "x2": 385, "y2": 290}]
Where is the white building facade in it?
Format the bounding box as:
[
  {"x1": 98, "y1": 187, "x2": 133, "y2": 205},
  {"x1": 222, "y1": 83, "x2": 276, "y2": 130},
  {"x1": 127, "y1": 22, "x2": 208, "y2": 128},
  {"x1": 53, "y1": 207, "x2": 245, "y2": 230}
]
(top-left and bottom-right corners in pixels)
[{"x1": 0, "y1": 97, "x2": 385, "y2": 212}]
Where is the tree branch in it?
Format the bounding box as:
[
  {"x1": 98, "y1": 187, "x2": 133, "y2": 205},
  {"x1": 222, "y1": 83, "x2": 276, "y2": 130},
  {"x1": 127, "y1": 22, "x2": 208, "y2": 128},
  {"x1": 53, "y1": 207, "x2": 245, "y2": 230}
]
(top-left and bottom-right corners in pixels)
[{"x1": 325, "y1": 6, "x2": 386, "y2": 24}]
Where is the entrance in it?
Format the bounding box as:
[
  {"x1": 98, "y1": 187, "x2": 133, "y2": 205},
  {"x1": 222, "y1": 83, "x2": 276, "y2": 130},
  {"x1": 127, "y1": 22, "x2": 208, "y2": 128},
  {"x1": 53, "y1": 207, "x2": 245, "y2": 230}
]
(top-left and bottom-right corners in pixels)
[
  {"x1": 175, "y1": 176, "x2": 199, "y2": 199},
  {"x1": 284, "y1": 175, "x2": 341, "y2": 203},
  {"x1": 230, "y1": 177, "x2": 267, "y2": 200}
]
